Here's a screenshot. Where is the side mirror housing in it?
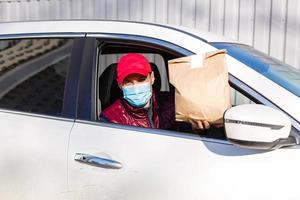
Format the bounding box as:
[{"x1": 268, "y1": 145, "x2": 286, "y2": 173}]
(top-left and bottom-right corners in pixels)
[{"x1": 224, "y1": 104, "x2": 297, "y2": 149}]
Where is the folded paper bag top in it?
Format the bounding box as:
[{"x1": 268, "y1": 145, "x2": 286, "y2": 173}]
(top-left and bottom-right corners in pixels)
[{"x1": 168, "y1": 49, "x2": 231, "y2": 125}]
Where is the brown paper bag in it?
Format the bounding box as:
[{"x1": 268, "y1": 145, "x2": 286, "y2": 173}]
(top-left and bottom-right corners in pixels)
[{"x1": 168, "y1": 49, "x2": 231, "y2": 125}]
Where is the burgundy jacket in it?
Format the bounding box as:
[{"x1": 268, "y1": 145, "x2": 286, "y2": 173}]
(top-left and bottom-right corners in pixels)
[{"x1": 100, "y1": 92, "x2": 175, "y2": 130}]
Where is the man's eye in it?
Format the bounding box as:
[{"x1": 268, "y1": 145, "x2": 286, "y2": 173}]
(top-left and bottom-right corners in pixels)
[
  {"x1": 122, "y1": 81, "x2": 131, "y2": 86},
  {"x1": 125, "y1": 82, "x2": 132, "y2": 85},
  {"x1": 138, "y1": 77, "x2": 146, "y2": 81}
]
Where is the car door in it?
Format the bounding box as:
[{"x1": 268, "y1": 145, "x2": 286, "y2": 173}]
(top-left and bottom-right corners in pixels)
[
  {"x1": 67, "y1": 35, "x2": 300, "y2": 200},
  {"x1": 0, "y1": 36, "x2": 84, "y2": 200}
]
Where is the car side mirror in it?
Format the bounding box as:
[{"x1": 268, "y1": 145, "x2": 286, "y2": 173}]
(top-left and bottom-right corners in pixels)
[{"x1": 224, "y1": 104, "x2": 297, "y2": 150}]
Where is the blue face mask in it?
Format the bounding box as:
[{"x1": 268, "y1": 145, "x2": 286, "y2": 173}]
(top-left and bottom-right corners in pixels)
[{"x1": 122, "y1": 82, "x2": 152, "y2": 108}]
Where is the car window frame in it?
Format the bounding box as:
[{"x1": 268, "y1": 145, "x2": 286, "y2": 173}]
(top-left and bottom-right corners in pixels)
[
  {"x1": 0, "y1": 33, "x2": 85, "y2": 120},
  {"x1": 76, "y1": 34, "x2": 192, "y2": 122},
  {"x1": 77, "y1": 33, "x2": 299, "y2": 143}
]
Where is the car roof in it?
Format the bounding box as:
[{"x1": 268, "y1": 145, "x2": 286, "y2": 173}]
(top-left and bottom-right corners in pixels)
[{"x1": 0, "y1": 20, "x2": 238, "y2": 43}]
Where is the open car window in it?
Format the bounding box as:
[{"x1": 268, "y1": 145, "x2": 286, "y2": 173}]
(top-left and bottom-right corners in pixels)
[
  {"x1": 96, "y1": 39, "x2": 258, "y2": 140},
  {"x1": 96, "y1": 40, "x2": 182, "y2": 112}
]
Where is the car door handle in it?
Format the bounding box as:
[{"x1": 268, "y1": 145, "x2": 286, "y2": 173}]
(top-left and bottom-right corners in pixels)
[{"x1": 74, "y1": 153, "x2": 123, "y2": 169}]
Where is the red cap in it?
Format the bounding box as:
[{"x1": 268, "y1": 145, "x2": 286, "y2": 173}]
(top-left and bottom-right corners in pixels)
[{"x1": 117, "y1": 53, "x2": 152, "y2": 85}]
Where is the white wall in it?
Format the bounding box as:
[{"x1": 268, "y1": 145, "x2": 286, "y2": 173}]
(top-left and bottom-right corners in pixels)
[{"x1": 0, "y1": 0, "x2": 299, "y2": 70}]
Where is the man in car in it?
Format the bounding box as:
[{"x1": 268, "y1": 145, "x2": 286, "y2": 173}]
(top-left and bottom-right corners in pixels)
[{"x1": 100, "y1": 53, "x2": 210, "y2": 131}]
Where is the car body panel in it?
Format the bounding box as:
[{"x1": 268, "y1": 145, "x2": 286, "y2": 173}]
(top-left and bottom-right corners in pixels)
[
  {"x1": 68, "y1": 121, "x2": 300, "y2": 200},
  {"x1": 0, "y1": 110, "x2": 73, "y2": 200}
]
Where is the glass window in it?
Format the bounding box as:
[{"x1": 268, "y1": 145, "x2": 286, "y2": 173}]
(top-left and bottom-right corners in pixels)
[
  {"x1": 231, "y1": 87, "x2": 255, "y2": 105},
  {"x1": 211, "y1": 42, "x2": 300, "y2": 98},
  {"x1": 0, "y1": 38, "x2": 73, "y2": 116}
]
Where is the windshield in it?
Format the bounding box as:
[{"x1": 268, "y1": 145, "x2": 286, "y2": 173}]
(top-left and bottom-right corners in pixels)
[{"x1": 211, "y1": 42, "x2": 300, "y2": 98}]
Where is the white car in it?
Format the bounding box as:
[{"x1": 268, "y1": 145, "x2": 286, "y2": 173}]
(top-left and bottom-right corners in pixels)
[{"x1": 0, "y1": 20, "x2": 299, "y2": 200}]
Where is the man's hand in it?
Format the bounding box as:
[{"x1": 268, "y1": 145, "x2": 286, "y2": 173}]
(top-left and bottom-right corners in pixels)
[{"x1": 188, "y1": 119, "x2": 210, "y2": 131}]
